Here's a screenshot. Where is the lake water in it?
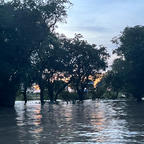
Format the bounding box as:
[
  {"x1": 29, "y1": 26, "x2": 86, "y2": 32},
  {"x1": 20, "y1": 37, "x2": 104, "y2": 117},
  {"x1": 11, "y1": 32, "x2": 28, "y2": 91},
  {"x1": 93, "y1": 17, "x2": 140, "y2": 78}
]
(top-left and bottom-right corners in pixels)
[{"x1": 0, "y1": 100, "x2": 144, "y2": 144}]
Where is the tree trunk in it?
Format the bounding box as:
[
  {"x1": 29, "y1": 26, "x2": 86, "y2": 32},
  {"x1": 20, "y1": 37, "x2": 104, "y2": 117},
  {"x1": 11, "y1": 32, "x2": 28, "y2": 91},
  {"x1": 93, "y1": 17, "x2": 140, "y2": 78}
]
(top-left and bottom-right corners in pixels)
[
  {"x1": 116, "y1": 91, "x2": 119, "y2": 98},
  {"x1": 133, "y1": 92, "x2": 142, "y2": 103},
  {"x1": 0, "y1": 84, "x2": 16, "y2": 107},
  {"x1": 54, "y1": 82, "x2": 70, "y2": 102},
  {"x1": 77, "y1": 88, "x2": 84, "y2": 101},
  {"x1": 0, "y1": 93, "x2": 15, "y2": 107},
  {"x1": 23, "y1": 85, "x2": 27, "y2": 105},
  {"x1": 40, "y1": 85, "x2": 44, "y2": 105},
  {"x1": 48, "y1": 85, "x2": 54, "y2": 103},
  {"x1": 136, "y1": 96, "x2": 142, "y2": 103},
  {"x1": 54, "y1": 77, "x2": 75, "y2": 102}
]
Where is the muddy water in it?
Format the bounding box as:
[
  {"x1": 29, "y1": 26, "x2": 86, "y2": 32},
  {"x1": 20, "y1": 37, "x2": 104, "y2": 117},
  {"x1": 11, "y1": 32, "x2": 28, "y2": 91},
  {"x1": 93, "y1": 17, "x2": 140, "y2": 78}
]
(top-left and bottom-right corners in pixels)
[{"x1": 0, "y1": 100, "x2": 144, "y2": 144}]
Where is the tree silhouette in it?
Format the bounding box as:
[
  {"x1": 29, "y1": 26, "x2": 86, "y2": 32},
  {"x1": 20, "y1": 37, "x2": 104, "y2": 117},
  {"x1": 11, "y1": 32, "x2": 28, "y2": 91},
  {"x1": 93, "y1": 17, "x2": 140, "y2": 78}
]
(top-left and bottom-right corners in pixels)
[{"x1": 112, "y1": 25, "x2": 144, "y2": 101}]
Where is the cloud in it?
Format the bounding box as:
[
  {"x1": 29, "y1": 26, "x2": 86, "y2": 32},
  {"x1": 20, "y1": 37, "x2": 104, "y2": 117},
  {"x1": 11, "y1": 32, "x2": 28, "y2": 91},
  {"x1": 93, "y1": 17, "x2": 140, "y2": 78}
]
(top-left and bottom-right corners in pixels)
[
  {"x1": 56, "y1": 0, "x2": 144, "y2": 67},
  {"x1": 72, "y1": 26, "x2": 110, "y2": 33},
  {"x1": 59, "y1": 25, "x2": 110, "y2": 33},
  {"x1": 57, "y1": 0, "x2": 144, "y2": 54}
]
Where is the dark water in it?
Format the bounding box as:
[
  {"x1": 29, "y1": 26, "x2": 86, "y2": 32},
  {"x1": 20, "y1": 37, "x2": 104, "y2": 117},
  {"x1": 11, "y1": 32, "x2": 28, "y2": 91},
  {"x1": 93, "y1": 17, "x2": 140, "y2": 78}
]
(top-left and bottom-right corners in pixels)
[{"x1": 0, "y1": 100, "x2": 144, "y2": 144}]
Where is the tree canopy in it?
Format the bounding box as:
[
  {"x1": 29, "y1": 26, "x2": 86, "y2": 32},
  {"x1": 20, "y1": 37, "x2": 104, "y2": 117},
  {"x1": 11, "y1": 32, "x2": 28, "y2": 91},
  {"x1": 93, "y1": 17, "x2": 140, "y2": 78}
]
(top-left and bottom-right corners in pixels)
[
  {"x1": 0, "y1": 0, "x2": 70, "y2": 106},
  {"x1": 0, "y1": 0, "x2": 117, "y2": 107},
  {"x1": 61, "y1": 34, "x2": 109, "y2": 101},
  {"x1": 112, "y1": 25, "x2": 144, "y2": 101}
]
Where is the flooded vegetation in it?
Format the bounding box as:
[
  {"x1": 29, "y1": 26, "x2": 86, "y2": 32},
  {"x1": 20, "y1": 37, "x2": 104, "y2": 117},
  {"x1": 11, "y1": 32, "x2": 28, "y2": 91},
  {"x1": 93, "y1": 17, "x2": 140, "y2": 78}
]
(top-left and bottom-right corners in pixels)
[
  {"x1": 0, "y1": 0, "x2": 144, "y2": 143},
  {"x1": 0, "y1": 100, "x2": 144, "y2": 143}
]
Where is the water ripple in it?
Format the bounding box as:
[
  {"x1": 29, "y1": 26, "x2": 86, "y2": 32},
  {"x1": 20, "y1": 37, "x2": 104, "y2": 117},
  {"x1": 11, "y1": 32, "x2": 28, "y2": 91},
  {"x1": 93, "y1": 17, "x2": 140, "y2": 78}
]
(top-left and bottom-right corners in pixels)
[{"x1": 0, "y1": 100, "x2": 144, "y2": 143}]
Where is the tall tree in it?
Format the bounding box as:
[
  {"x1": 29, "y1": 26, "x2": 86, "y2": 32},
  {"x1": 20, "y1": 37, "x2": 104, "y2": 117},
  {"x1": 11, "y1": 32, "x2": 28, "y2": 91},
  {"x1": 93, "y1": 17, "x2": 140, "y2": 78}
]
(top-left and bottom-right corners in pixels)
[
  {"x1": 31, "y1": 33, "x2": 67, "y2": 103},
  {"x1": 0, "y1": 0, "x2": 70, "y2": 107},
  {"x1": 63, "y1": 34, "x2": 109, "y2": 101},
  {"x1": 112, "y1": 25, "x2": 144, "y2": 101}
]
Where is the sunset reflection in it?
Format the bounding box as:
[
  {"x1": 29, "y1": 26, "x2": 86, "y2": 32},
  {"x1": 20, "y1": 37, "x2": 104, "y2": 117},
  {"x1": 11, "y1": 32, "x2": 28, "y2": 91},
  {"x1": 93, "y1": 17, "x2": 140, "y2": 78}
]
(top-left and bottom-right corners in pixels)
[
  {"x1": 15, "y1": 103, "x2": 44, "y2": 143},
  {"x1": 12, "y1": 100, "x2": 139, "y2": 143},
  {"x1": 62, "y1": 105, "x2": 72, "y2": 122},
  {"x1": 33, "y1": 106, "x2": 42, "y2": 126},
  {"x1": 33, "y1": 127, "x2": 43, "y2": 134}
]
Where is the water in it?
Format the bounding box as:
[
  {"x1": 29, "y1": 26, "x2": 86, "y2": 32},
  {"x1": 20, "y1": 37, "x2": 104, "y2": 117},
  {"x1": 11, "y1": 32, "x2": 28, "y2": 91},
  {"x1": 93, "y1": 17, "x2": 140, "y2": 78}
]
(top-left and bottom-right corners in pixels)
[{"x1": 0, "y1": 100, "x2": 144, "y2": 144}]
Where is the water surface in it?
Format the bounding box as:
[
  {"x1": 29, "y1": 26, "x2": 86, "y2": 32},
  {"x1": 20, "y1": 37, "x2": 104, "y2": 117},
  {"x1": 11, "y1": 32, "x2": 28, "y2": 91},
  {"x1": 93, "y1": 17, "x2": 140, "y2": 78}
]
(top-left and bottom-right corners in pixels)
[{"x1": 0, "y1": 100, "x2": 144, "y2": 144}]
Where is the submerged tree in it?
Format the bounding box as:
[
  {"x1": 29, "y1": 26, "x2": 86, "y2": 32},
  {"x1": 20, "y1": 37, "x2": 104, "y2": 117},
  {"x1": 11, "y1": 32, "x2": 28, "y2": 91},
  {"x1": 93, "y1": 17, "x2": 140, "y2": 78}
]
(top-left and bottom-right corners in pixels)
[
  {"x1": 0, "y1": 0, "x2": 70, "y2": 107},
  {"x1": 0, "y1": 0, "x2": 110, "y2": 106},
  {"x1": 101, "y1": 59, "x2": 125, "y2": 97},
  {"x1": 112, "y1": 25, "x2": 144, "y2": 102},
  {"x1": 62, "y1": 34, "x2": 109, "y2": 101},
  {"x1": 32, "y1": 33, "x2": 67, "y2": 103}
]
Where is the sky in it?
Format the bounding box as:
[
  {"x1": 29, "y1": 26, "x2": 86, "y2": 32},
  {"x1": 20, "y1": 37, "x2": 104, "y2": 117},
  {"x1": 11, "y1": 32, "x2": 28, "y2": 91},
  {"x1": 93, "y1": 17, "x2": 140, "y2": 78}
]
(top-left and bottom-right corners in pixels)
[{"x1": 56, "y1": 0, "x2": 144, "y2": 65}]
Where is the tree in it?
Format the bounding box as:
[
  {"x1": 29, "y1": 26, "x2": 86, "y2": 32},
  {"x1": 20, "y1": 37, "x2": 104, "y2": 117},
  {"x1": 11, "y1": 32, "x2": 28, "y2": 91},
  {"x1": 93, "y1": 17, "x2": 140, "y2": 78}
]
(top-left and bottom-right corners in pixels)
[
  {"x1": 63, "y1": 34, "x2": 109, "y2": 101},
  {"x1": 28, "y1": 0, "x2": 71, "y2": 104},
  {"x1": 102, "y1": 59, "x2": 125, "y2": 97},
  {"x1": 32, "y1": 33, "x2": 67, "y2": 103},
  {"x1": 0, "y1": 0, "x2": 70, "y2": 107},
  {"x1": 112, "y1": 25, "x2": 144, "y2": 101},
  {"x1": 0, "y1": 1, "x2": 36, "y2": 107}
]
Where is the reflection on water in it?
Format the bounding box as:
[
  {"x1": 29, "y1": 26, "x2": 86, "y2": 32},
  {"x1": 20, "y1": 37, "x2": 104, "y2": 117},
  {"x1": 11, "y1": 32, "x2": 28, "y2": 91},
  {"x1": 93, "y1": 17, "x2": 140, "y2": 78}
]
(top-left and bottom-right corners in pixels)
[{"x1": 0, "y1": 100, "x2": 144, "y2": 144}]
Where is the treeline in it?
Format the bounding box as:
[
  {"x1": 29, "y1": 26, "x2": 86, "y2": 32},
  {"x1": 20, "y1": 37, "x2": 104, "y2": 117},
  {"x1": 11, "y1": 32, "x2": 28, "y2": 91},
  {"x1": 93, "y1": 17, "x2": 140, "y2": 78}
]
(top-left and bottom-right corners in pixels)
[
  {"x1": 0, "y1": 0, "x2": 109, "y2": 107},
  {"x1": 1, "y1": 0, "x2": 144, "y2": 107}
]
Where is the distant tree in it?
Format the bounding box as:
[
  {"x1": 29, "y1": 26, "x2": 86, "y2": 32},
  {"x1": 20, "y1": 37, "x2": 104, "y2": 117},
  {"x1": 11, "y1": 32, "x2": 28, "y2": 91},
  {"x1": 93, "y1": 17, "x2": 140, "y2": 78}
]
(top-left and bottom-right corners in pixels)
[
  {"x1": 64, "y1": 34, "x2": 109, "y2": 101},
  {"x1": 103, "y1": 59, "x2": 125, "y2": 97},
  {"x1": 112, "y1": 25, "x2": 144, "y2": 102},
  {"x1": 32, "y1": 34, "x2": 67, "y2": 103}
]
